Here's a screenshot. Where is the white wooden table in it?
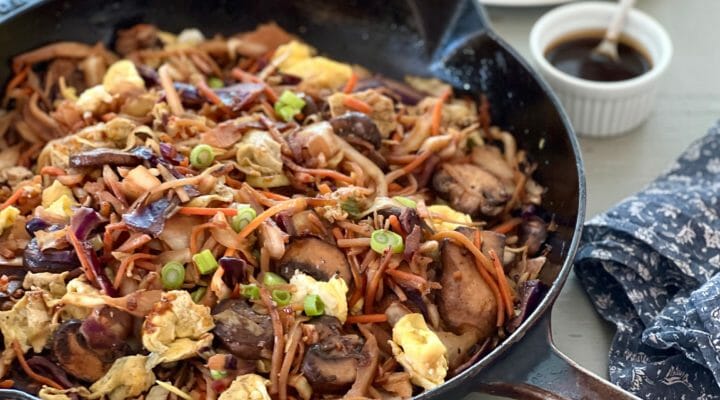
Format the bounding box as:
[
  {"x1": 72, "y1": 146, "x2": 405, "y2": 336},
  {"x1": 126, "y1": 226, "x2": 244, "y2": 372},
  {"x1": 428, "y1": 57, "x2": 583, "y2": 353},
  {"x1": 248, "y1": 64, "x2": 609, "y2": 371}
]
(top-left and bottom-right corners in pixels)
[{"x1": 468, "y1": 0, "x2": 720, "y2": 397}]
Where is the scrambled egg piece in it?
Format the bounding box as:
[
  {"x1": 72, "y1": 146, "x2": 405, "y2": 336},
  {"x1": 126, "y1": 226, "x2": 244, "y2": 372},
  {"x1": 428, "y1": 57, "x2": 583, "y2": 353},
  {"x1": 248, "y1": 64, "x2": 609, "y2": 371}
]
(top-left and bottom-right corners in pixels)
[
  {"x1": 290, "y1": 271, "x2": 348, "y2": 323},
  {"x1": 426, "y1": 204, "x2": 472, "y2": 231},
  {"x1": 218, "y1": 374, "x2": 271, "y2": 400},
  {"x1": 90, "y1": 355, "x2": 155, "y2": 400},
  {"x1": 76, "y1": 84, "x2": 113, "y2": 113},
  {"x1": 42, "y1": 180, "x2": 74, "y2": 208},
  {"x1": 235, "y1": 130, "x2": 289, "y2": 188},
  {"x1": 0, "y1": 291, "x2": 55, "y2": 377},
  {"x1": 142, "y1": 290, "x2": 214, "y2": 365},
  {"x1": 0, "y1": 205, "x2": 19, "y2": 236},
  {"x1": 389, "y1": 313, "x2": 448, "y2": 390},
  {"x1": 103, "y1": 60, "x2": 145, "y2": 95},
  {"x1": 60, "y1": 278, "x2": 104, "y2": 319},
  {"x1": 45, "y1": 194, "x2": 77, "y2": 220},
  {"x1": 23, "y1": 271, "x2": 68, "y2": 301},
  {"x1": 273, "y1": 40, "x2": 352, "y2": 90}
]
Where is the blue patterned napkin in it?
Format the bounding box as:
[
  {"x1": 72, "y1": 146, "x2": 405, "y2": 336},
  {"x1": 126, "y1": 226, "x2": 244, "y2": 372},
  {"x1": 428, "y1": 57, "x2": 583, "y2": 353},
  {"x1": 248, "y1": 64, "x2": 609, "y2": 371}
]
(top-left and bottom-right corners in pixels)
[{"x1": 575, "y1": 121, "x2": 720, "y2": 399}]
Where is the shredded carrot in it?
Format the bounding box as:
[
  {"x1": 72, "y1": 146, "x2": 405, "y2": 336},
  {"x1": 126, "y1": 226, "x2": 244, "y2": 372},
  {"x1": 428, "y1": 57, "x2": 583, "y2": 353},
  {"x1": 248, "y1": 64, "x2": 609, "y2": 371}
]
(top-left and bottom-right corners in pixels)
[
  {"x1": 12, "y1": 340, "x2": 63, "y2": 390},
  {"x1": 259, "y1": 287, "x2": 284, "y2": 394},
  {"x1": 474, "y1": 231, "x2": 505, "y2": 326},
  {"x1": 492, "y1": 217, "x2": 523, "y2": 234},
  {"x1": 40, "y1": 166, "x2": 66, "y2": 176},
  {"x1": 385, "y1": 268, "x2": 427, "y2": 289},
  {"x1": 197, "y1": 79, "x2": 226, "y2": 108},
  {"x1": 5, "y1": 65, "x2": 29, "y2": 93},
  {"x1": 67, "y1": 230, "x2": 97, "y2": 283},
  {"x1": 0, "y1": 379, "x2": 13, "y2": 389},
  {"x1": 401, "y1": 150, "x2": 434, "y2": 175},
  {"x1": 343, "y1": 72, "x2": 358, "y2": 94},
  {"x1": 260, "y1": 191, "x2": 290, "y2": 201},
  {"x1": 332, "y1": 227, "x2": 344, "y2": 241},
  {"x1": 114, "y1": 253, "x2": 156, "y2": 289},
  {"x1": 343, "y1": 96, "x2": 372, "y2": 114},
  {"x1": 346, "y1": 314, "x2": 388, "y2": 324},
  {"x1": 387, "y1": 215, "x2": 404, "y2": 237},
  {"x1": 317, "y1": 183, "x2": 332, "y2": 195},
  {"x1": 295, "y1": 167, "x2": 354, "y2": 184},
  {"x1": 231, "y1": 67, "x2": 260, "y2": 83},
  {"x1": 103, "y1": 222, "x2": 127, "y2": 258},
  {"x1": 431, "y1": 89, "x2": 451, "y2": 135},
  {"x1": 237, "y1": 198, "x2": 307, "y2": 240},
  {"x1": 489, "y1": 249, "x2": 515, "y2": 318},
  {"x1": 0, "y1": 186, "x2": 27, "y2": 211},
  {"x1": 263, "y1": 86, "x2": 278, "y2": 103},
  {"x1": 348, "y1": 275, "x2": 366, "y2": 309},
  {"x1": 431, "y1": 230, "x2": 495, "y2": 277},
  {"x1": 178, "y1": 207, "x2": 238, "y2": 216},
  {"x1": 364, "y1": 250, "x2": 392, "y2": 314}
]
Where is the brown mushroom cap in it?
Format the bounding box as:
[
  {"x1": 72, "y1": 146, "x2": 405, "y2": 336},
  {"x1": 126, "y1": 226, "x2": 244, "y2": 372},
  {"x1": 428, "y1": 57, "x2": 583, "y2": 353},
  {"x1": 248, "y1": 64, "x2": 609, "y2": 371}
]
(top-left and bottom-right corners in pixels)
[
  {"x1": 52, "y1": 320, "x2": 128, "y2": 382},
  {"x1": 437, "y1": 236, "x2": 498, "y2": 339},
  {"x1": 276, "y1": 238, "x2": 352, "y2": 283},
  {"x1": 329, "y1": 112, "x2": 382, "y2": 149},
  {"x1": 68, "y1": 148, "x2": 144, "y2": 168},
  {"x1": 432, "y1": 163, "x2": 509, "y2": 217},
  {"x1": 212, "y1": 299, "x2": 273, "y2": 360}
]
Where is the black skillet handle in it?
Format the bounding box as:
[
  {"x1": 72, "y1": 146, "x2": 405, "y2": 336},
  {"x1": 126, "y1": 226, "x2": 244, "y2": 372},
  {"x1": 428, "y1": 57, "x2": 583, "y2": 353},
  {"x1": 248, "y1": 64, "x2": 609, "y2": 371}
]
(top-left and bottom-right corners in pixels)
[
  {"x1": 474, "y1": 313, "x2": 641, "y2": 400},
  {"x1": 408, "y1": 0, "x2": 491, "y2": 60},
  {"x1": 0, "y1": 0, "x2": 41, "y2": 25}
]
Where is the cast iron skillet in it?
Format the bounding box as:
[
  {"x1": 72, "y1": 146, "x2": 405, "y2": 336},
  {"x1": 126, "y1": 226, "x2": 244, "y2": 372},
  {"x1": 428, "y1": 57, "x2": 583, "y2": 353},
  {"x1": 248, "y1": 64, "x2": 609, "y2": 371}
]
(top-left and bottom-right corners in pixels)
[{"x1": 0, "y1": 0, "x2": 638, "y2": 398}]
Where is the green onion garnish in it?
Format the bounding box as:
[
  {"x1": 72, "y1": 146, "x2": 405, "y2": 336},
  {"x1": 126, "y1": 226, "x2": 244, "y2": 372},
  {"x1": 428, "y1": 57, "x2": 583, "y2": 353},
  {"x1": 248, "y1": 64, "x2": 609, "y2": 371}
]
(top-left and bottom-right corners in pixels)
[
  {"x1": 241, "y1": 284, "x2": 260, "y2": 300},
  {"x1": 262, "y1": 271, "x2": 287, "y2": 287},
  {"x1": 208, "y1": 77, "x2": 224, "y2": 89},
  {"x1": 304, "y1": 294, "x2": 325, "y2": 317},
  {"x1": 189, "y1": 144, "x2": 215, "y2": 169},
  {"x1": 370, "y1": 229, "x2": 404, "y2": 254},
  {"x1": 231, "y1": 205, "x2": 257, "y2": 233},
  {"x1": 210, "y1": 369, "x2": 227, "y2": 380},
  {"x1": 274, "y1": 90, "x2": 306, "y2": 122},
  {"x1": 193, "y1": 249, "x2": 218, "y2": 275},
  {"x1": 272, "y1": 289, "x2": 292, "y2": 306},
  {"x1": 161, "y1": 261, "x2": 186, "y2": 290},
  {"x1": 191, "y1": 287, "x2": 207, "y2": 303},
  {"x1": 393, "y1": 196, "x2": 417, "y2": 209}
]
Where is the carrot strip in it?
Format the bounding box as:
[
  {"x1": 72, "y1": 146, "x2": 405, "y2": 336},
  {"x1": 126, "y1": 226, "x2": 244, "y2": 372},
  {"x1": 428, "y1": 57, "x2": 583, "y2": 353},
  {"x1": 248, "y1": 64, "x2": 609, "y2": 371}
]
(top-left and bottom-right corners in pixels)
[
  {"x1": 260, "y1": 191, "x2": 290, "y2": 201},
  {"x1": 0, "y1": 186, "x2": 27, "y2": 211},
  {"x1": 113, "y1": 253, "x2": 156, "y2": 289},
  {"x1": 387, "y1": 215, "x2": 404, "y2": 236},
  {"x1": 431, "y1": 89, "x2": 451, "y2": 135},
  {"x1": 178, "y1": 207, "x2": 238, "y2": 216},
  {"x1": 197, "y1": 79, "x2": 226, "y2": 108},
  {"x1": 474, "y1": 231, "x2": 504, "y2": 326},
  {"x1": 5, "y1": 65, "x2": 29, "y2": 93},
  {"x1": 12, "y1": 340, "x2": 63, "y2": 390},
  {"x1": 401, "y1": 150, "x2": 434, "y2": 175},
  {"x1": 489, "y1": 249, "x2": 515, "y2": 318},
  {"x1": 332, "y1": 227, "x2": 345, "y2": 241},
  {"x1": 0, "y1": 379, "x2": 13, "y2": 389},
  {"x1": 40, "y1": 166, "x2": 66, "y2": 176},
  {"x1": 364, "y1": 250, "x2": 392, "y2": 314},
  {"x1": 263, "y1": 86, "x2": 278, "y2": 103},
  {"x1": 343, "y1": 72, "x2": 358, "y2": 94},
  {"x1": 237, "y1": 198, "x2": 307, "y2": 240},
  {"x1": 317, "y1": 183, "x2": 331, "y2": 195},
  {"x1": 231, "y1": 68, "x2": 278, "y2": 102},
  {"x1": 343, "y1": 96, "x2": 372, "y2": 114},
  {"x1": 67, "y1": 230, "x2": 97, "y2": 283},
  {"x1": 431, "y1": 231, "x2": 495, "y2": 277},
  {"x1": 492, "y1": 217, "x2": 523, "y2": 234},
  {"x1": 346, "y1": 314, "x2": 388, "y2": 324},
  {"x1": 259, "y1": 287, "x2": 284, "y2": 394},
  {"x1": 385, "y1": 269, "x2": 427, "y2": 288}
]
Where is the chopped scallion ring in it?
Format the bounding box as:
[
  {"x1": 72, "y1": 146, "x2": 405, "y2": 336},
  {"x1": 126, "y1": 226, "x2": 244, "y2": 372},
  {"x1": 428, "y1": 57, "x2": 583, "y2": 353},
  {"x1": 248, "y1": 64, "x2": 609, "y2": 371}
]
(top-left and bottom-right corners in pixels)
[
  {"x1": 262, "y1": 271, "x2": 287, "y2": 287},
  {"x1": 191, "y1": 287, "x2": 207, "y2": 303},
  {"x1": 304, "y1": 294, "x2": 325, "y2": 316},
  {"x1": 371, "y1": 229, "x2": 404, "y2": 254},
  {"x1": 231, "y1": 204, "x2": 257, "y2": 233},
  {"x1": 210, "y1": 369, "x2": 227, "y2": 380},
  {"x1": 241, "y1": 284, "x2": 260, "y2": 300},
  {"x1": 274, "y1": 90, "x2": 306, "y2": 122},
  {"x1": 271, "y1": 289, "x2": 292, "y2": 306},
  {"x1": 393, "y1": 196, "x2": 417, "y2": 209},
  {"x1": 161, "y1": 261, "x2": 186, "y2": 290},
  {"x1": 193, "y1": 249, "x2": 218, "y2": 275},
  {"x1": 190, "y1": 144, "x2": 215, "y2": 169},
  {"x1": 208, "y1": 77, "x2": 224, "y2": 89}
]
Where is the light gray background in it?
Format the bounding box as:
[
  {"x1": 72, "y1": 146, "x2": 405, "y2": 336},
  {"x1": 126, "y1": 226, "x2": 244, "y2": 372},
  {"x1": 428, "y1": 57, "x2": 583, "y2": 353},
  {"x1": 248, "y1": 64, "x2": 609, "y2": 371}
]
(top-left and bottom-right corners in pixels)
[{"x1": 467, "y1": 0, "x2": 720, "y2": 398}]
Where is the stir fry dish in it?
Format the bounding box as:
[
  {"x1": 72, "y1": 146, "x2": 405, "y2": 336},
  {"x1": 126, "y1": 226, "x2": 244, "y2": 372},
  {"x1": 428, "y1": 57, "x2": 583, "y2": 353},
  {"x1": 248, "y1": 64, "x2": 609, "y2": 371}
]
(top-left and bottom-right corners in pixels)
[{"x1": 0, "y1": 23, "x2": 552, "y2": 400}]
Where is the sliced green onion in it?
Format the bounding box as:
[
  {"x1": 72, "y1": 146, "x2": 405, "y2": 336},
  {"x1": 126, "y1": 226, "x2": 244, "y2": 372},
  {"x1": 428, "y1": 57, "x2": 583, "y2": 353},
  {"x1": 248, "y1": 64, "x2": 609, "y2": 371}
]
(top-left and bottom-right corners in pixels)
[
  {"x1": 393, "y1": 196, "x2": 417, "y2": 209},
  {"x1": 190, "y1": 144, "x2": 215, "y2": 169},
  {"x1": 161, "y1": 261, "x2": 186, "y2": 290},
  {"x1": 208, "y1": 77, "x2": 224, "y2": 89},
  {"x1": 262, "y1": 271, "x2": 287, "y2": 287},
  {"x1": 370, "y1": 229, "x2": 404, "y2": 254},
  {"x1": 304, "y1": 294, "x2": 325, "y2": 317},
  {"x1": 274, "y1": 90, "x2": 305, "y2": 122},
  {"x1": 241, "y1": 284, "x2": 260, "y2": 300},
  {"x1": 210, "y1": 369, "x2": 227, "y2": 380},
  {"x1": 231, "y1": 205, "x2": 257, "y2": 233},
  {"x1": 272, "y1": 289, "x2": 291, "y2": 306},
  {"x1": 191, "y1": 287, "x2": 207, "y2": 303},
  {"x1": 193, "y1": 249, "x2": 218, "y2": 275}
]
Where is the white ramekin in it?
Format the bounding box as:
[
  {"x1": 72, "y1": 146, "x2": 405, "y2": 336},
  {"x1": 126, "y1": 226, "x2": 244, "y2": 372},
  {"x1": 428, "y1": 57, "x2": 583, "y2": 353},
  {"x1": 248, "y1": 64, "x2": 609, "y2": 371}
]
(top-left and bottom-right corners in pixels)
[{"x1": 529, "y1": 2, "x2": 672, "y2": 137}]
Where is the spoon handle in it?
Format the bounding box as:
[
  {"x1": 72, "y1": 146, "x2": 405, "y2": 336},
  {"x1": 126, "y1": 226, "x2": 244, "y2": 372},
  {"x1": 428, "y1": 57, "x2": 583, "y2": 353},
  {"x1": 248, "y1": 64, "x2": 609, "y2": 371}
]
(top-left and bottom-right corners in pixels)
[{"x1": 606, "y1": 0, "x2": 636, "y2": 43}]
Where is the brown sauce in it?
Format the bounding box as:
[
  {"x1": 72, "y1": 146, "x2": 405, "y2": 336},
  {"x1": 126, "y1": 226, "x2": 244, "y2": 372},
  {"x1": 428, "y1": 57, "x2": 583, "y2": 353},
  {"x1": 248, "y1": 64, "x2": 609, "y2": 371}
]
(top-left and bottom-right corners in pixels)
[{"x1": 545, "y1": 29, "x2": 652, "y2": 82}]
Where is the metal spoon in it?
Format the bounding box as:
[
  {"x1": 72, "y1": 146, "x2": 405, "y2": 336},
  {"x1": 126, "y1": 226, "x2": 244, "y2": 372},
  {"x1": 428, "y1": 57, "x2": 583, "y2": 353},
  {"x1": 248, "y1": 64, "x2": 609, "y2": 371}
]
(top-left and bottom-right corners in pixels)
[{"x1": 592, "y1": 0, "x2": 636, "y2": 62}]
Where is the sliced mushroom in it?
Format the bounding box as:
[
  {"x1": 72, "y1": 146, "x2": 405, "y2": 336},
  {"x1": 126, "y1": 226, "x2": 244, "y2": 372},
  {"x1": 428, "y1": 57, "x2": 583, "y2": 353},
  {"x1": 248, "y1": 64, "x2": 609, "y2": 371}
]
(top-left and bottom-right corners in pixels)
[
  {"x1": 302, "y1": 317, "x2": 364, "y2": 393},
  {"x1": 481, "y1": 230, "x2": 506, "y2": 261},
  {"x1": 519, "y1": 216, "x2": 547, "y2": 256},
  {"x1": 471, "y1": 146, "x2": 515, "y2": 189},
  {"x1": 438, "y1": 234, "x2": 498, "y2": 339},
  {"x1": 435, "y1": 328, "x2": 481, "y2": 370},
  {"x1": 329, "y1": 112, "x2": 382, "y2": 149},
  {"x1": 287, "y1": 210, "x2": 331, "y2": 240},
  {"x1": 52, "y1": 320, "x2": 129, "y2": 382},
  {"x1": 432, "y1": 163, "x2": 510, "y2": 217},
  {"x1": 69, "y1": 148, "x2": 144, "y2": 168},
  {"x1": 212, "y1": 299, "x2": 273, "y2": 360},
  {"x1": 287, "y1": 121, "x2": 342, "y2": 168},
  {"x1": 276, "y1": 238, "x2": 352, "y2": 283}
]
